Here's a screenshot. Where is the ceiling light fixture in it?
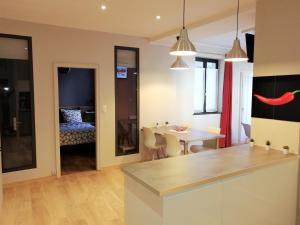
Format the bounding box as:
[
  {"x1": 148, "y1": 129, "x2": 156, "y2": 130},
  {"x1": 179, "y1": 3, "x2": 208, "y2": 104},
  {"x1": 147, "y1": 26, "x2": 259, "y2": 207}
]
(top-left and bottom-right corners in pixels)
[
  {"x1": 156, "y1": 15, "x2": 161, "y2": 20},
  {"x1": 170, "y1": 36, "x2": 189, "y2": 70},
  {"x1": 225, "y1": 0, "x2": 248, "y2": 62},
  {"x1": 170, "y1": 0, "x2": 197, "y2": 56},
  {"x1": 101, "y1": 4, "x2": 107, "y2": 10},
  {"x1": 170, "y1": 56, "x2": 189, "y2": 70}
]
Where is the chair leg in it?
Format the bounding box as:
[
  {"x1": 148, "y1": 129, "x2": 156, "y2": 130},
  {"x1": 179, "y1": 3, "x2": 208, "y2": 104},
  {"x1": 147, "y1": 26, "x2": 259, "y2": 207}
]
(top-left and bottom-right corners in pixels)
[
  {"x1": 156, "y1": 151, "x2": 160, "y2": 160},
  {"x1": 144, "y1": 147, "x2": 151, "y2": 161},
  {"x1": 161, "y1": 147, "x2": 167, "y2": 158},
  {"x1": 152, "y1": 149, "x2": 155, "y2": 161}
]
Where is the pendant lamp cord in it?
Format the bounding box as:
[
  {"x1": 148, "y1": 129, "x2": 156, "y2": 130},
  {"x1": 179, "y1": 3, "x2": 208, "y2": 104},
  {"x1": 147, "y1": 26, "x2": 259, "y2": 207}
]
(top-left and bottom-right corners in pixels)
[
  {"x1": 183, "y1": 0, "x2": 186, "y2": 29},
  {"x1": 236, "y1": 0, "x2": 240, "y2": 39}
]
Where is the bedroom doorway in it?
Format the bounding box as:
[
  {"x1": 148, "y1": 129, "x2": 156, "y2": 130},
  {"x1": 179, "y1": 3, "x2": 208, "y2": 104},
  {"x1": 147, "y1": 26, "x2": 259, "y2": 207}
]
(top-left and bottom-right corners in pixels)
[{"x1": 54, "y1": 63, "x2": 100, "y2": 177}]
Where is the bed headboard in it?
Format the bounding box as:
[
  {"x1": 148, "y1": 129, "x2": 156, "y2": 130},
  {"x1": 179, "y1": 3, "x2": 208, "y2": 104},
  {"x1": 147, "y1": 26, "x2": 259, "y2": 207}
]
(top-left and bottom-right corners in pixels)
[{"x1": 59, "y1": 106, "x2": 95, "y2": 123}]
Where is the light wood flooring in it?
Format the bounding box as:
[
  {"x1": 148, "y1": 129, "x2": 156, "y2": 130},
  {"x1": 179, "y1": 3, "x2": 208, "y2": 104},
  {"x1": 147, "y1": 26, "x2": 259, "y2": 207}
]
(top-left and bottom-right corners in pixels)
[{"x1": 0, "y1": 167, "x2": 124, "y2": 225}]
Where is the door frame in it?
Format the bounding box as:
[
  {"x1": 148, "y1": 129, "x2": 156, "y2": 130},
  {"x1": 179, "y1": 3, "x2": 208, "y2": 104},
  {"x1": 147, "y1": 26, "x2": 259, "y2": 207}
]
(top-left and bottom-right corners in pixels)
[
  {"x1": 238, "y1": 71, "x2": 253, "y2": 144},
  {"x1": 53, "y1": 62, "x2": 100, "y2": 177}
]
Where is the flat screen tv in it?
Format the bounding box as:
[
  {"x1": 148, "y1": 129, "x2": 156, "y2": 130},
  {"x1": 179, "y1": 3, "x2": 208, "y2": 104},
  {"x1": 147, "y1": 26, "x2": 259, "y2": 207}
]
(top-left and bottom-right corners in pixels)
[
  {"x1": 245, "y1": 33, "x2": 255, "y2": 63},
  {"x1": 116, "y1": 66, "x2": 127, "y2": 79}
]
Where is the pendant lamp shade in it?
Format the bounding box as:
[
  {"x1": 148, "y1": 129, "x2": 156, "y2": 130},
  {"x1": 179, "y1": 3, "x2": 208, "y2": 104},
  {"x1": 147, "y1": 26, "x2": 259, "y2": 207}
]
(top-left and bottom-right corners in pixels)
[
  {"x1": 169, "y1": 0, "x2": 197, "y2": 56},
  {"x1": 170, "y1": 28, "x2": 197, "y2": 56},
  {"x1": 170, "y1": 56, "x2": 189, "y2": 70},
  {"x1": 225, "y1": 38, "x2": 248, "y2": 62},
  {"x1": 225, "y1": 0, "x2": 248, "y2": 62}
]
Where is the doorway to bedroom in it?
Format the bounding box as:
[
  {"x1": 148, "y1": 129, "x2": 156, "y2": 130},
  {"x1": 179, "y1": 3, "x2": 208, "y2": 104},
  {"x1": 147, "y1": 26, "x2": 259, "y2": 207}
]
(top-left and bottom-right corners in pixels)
[{"x1": 56, "y1": 66, "x2": 97, "y2": 175}]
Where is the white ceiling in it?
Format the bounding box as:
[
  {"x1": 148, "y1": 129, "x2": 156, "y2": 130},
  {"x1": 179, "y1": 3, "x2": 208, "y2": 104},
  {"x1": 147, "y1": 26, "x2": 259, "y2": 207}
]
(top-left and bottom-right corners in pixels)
[{"x1": 0, "y1": 0, "x2": 256, "y2": 51}]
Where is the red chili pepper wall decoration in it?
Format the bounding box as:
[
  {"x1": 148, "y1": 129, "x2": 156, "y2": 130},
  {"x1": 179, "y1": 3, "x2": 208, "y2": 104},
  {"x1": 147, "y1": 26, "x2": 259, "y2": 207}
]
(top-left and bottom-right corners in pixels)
[{"x1": 254, "y1": 90, "x2": 300, "y2": 106}]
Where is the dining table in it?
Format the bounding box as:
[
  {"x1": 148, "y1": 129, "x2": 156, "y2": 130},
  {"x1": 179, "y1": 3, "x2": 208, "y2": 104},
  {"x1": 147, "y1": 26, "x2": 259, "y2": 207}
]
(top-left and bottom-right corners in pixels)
[{"x1": 151, "y1": 126, "x2": 225, "y2": 154}]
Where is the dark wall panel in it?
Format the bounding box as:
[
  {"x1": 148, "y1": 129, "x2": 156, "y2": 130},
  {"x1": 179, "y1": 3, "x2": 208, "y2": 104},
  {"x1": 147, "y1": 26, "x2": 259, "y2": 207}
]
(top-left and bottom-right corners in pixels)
[{"x1": 252, "y1": 74, "x2": 300, "y2": 122}]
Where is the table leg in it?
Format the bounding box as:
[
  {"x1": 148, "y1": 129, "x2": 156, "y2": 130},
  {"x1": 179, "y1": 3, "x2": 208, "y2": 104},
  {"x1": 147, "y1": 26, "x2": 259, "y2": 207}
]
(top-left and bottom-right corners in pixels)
[{"x1": 184, "y1": 142, "x2": 189, "y2": 155}]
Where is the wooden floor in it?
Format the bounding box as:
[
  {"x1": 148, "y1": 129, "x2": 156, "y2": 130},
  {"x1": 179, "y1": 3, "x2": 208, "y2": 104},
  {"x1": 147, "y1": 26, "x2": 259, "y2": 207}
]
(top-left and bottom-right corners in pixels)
[{"x1": 0, "y1": 167, "x2": 124, "y2": 225}]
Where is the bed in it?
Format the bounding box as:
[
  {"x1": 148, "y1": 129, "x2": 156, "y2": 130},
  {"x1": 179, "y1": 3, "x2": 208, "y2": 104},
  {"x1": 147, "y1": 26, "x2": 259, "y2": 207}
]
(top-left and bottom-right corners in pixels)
[{"x1": 60, "y1": 122, "x2": 95, "y2": 146}]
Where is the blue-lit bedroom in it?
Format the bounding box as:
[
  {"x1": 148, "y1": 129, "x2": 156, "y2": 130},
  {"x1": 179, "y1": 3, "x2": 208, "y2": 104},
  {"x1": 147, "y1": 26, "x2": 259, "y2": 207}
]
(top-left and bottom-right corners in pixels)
[{"x1": 58, "y1": 67, "x2": 96, "y2": 174}]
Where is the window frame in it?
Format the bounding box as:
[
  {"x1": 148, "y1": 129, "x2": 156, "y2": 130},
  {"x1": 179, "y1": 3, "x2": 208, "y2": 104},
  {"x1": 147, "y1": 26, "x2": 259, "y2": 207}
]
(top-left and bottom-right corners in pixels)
[{"x1": 193, "y1": 57, "x2": 220, "y2": 115}]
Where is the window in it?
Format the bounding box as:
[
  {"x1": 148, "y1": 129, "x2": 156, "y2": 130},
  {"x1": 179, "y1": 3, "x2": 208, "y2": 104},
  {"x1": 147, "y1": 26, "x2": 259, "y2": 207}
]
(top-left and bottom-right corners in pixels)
[{"x1": 193, "y1": 57, "x2": 219, "y2": 114}]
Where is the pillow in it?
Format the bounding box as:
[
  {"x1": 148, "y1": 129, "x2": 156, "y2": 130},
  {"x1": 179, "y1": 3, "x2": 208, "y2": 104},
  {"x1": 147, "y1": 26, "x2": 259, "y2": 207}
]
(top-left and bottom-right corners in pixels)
[{"x1": 61, "y1": 109, "x2": 82, "y2": 123}]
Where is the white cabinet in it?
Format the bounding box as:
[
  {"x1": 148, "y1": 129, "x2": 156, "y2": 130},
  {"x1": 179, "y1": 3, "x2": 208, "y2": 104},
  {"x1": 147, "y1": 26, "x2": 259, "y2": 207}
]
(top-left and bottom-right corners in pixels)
[
  {"x1": 125, "y1": 160, "x2": 299, "y2": 225},
  {"x1": 222, "y1": 161, "x2": 298, "y2": 225},
  {"x1": 164, "y1": 182, "x2": 222, "y2": 225}
]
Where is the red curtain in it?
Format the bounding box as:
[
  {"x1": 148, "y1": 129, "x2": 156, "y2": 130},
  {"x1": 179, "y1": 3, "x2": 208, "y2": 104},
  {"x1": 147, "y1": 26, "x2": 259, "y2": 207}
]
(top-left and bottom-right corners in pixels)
[{"x1": 219, "y1": 62, "x2": 233, "y2": 148}]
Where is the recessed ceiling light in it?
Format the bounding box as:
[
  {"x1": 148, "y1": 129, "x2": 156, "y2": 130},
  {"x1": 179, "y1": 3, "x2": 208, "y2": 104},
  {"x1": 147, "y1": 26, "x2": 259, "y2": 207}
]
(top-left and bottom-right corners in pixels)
[
  {"x1": 156, "y1": 15, "x2": 161, "y2": 20},
  {"x1": 101, "y1": 4, "x2": 107, "y2": 10}
]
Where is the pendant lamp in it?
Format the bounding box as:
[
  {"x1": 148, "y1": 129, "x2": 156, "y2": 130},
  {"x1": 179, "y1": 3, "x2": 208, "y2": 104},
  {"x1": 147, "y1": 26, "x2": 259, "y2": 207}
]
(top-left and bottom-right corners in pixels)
[
  {"x1": 225, "y1": 0, "x2": 248, "y2": 62},
  {"x1": 170, "y1": 0, "x2": 197, "y2": 56},
  {"x1": 170, "y1": 56, "x2": 189, "y2": 70},
  {"x1": 170, "y1": 36, "x2": 189, "y2": 70}
]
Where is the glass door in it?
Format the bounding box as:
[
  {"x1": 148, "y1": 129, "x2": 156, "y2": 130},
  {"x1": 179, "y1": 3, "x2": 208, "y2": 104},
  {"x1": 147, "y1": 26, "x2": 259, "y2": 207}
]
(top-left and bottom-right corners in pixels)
[
  {"x1": 115, "y1": 46, "x2": 139, "y2": 156},
  {"x1": 0, "y1": 34, "x2": 36, "y2": 172}
]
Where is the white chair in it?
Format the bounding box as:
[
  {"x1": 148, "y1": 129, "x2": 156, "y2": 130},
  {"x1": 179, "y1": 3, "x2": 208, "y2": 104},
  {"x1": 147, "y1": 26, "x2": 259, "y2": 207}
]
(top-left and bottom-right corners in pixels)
[
  {"x1": 241, "y1": 123, "x2": 251, "y2": 143},
  {"x1": 190, "y1": 127, "x2": 221, "y2": 153},
  {"x1": 143, "y1": 127, "x2": 166, "y2": 160},
  {"x1": 164, "y1": 133, "x2": 182, "y2": 157}
]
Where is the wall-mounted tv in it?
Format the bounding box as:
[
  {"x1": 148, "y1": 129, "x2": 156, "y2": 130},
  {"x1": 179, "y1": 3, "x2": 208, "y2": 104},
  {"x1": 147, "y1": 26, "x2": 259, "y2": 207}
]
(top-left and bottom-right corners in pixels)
[
  {"x1": 245, "y1": 33, "x2": 255, "y2": 63},
  {"x1": 116, "y1": 66, "x2": 128, "y2": 79},
  {"x1": 252, "y1": 75, "x2": 300, "y2": 122}
]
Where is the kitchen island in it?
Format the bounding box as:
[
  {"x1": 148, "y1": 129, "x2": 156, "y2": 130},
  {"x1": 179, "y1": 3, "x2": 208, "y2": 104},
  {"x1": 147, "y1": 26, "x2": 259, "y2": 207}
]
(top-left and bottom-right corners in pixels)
[{"x1": 122, "y1": 145, "x2": 299, "y2": 225}]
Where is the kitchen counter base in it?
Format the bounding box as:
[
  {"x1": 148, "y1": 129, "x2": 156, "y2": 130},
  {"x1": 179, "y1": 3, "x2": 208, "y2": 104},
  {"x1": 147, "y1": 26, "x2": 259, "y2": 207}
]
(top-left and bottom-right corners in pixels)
[{"x1": 125, "y1": 157, "x2": 298, "y2": 225}]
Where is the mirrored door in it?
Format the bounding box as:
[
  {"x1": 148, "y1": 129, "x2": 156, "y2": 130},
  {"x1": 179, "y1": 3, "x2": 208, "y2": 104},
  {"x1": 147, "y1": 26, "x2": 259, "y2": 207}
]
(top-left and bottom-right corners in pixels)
[{"x1": 0, "y1": 34, "x2": 36, "y2": 172}]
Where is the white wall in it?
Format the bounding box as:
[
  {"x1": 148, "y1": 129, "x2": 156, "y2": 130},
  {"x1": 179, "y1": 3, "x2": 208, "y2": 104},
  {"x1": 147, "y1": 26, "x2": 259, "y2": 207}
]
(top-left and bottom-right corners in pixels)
[
  {"x1": 254, "y1": 0, "x2": 300, "y2": 76},
  {"x1": 251, "y1": 1, "x2": 300, "y2": 223},
  {"x1": 0, "y1": 19, "x2": 227, "y2": 184},
  {"x1": 0, "y1": 18, "x2": 180, "y2": 183},
  {"x1": 174, "y1": 55, "x2": 224, "y2": 131},
  {"x1": 173, "y1": 57, "x2": 254, "y2": 145},
  {"x1": 176, "y1": 57, "x2": 253, "y2": 145},
  {"x1": 252, "y1": 0, "x2": 300, "y2": 154}
]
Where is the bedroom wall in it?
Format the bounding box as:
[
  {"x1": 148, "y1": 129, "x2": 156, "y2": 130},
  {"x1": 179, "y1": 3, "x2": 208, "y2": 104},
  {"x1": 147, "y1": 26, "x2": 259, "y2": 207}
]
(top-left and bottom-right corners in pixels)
[
  {"x1": 0, "y1": 18, "x2": 179, "y2": 183},
  {"x1": 251, "y1": 0, "x2": 300, "y2": 154},
  {"x1": 58, "y1": 68, "x2": 95, "y2": 107}
]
